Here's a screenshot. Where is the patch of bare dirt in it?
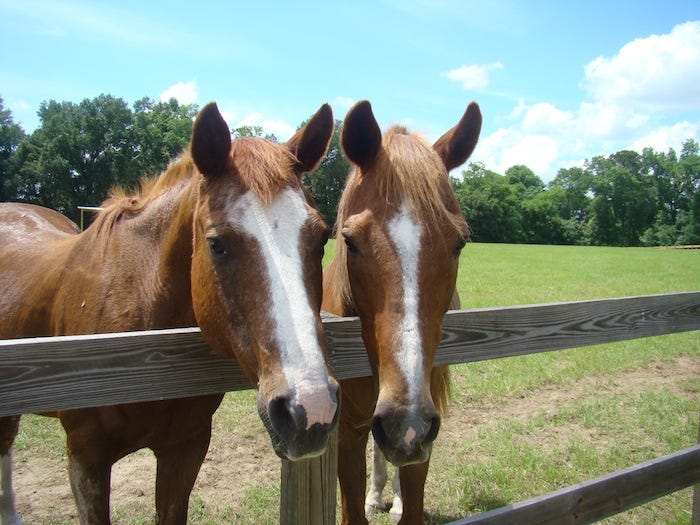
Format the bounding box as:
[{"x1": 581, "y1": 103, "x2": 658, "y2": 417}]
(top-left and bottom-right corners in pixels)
[{"x1": 10, "y1": 356, "x2": 699, "y2": 523}]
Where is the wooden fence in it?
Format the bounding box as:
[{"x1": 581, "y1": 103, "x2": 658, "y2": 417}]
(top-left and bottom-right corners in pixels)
[{"x1": 1, "y1": 291, "x2": 699, "y2": 523}]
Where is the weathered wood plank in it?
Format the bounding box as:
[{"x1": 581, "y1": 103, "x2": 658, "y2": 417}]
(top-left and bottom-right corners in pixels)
[
  {"x1": 1, "y1": 292, "x2": 698, "y2": 416},
  {"x1": 0, "y1": 328, "x2": 251, "y2": 416},
  {"x1": 447, "y1": 444, "x2": 700, "y2": 525},
  {"x1": 435, "y1": 290, "x2": 700, "y2": 365}
]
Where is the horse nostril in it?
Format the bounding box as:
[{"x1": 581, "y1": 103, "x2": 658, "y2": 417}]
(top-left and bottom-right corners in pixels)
[
  {"x1": 371, "y1": 416, "x2": 389, "y2": 451},
  {"x1": 426, "y1": 415, "x2": 441, "y2": 443},
  {"x1": 268, "y1": 396, "x2": 300, "y2": 442}
]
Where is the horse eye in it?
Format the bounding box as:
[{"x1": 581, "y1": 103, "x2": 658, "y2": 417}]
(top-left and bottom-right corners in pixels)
[
  {"x1": 343, "y1": 234, "x2": 359, "y2": 255},
  {"x1": 453, "y1": 238, "x2": 467, "y2": 258},
  {"x1": 207, "y1": 237, "x2": 229, "y2": 260}
]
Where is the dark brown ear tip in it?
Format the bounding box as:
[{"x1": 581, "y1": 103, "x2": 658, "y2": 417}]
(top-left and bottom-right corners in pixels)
[
  {"x1": 349, "y1": 100, "x2": 373, "y2": 121},
  {"x1": 316, "y1": 103, "x2": 335, "y2": 134},
  {"x1": 319, "y1": 103, "x2": 333, "y2": 118},
  {"x1": 464, "y1": 102, "x2": 482, "y2": 126},
  {"x1": 341, "y1": 100, "x2": 382, "y2": 169},
  {"x1": 191, "y1": 102, "x2": 232, "y2": 176},
  {"x1": 196, "y1": 102, "x2": 221, "y2": 121}
]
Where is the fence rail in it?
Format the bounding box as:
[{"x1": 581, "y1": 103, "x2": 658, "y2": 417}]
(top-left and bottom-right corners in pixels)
[{"x1": 2, "y1": 291, "x2": 699, "y2": 523}]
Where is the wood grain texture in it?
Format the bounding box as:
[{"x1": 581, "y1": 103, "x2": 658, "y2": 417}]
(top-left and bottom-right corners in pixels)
[
  {"x1": 1, "y1": 292, "x2": 698, "y2": 416},
  {"x1": 447, "y1": 444, "x2": 700, "y2": 525},
  {"x1": 280, "y1": 429, "x2": 338, "y2": 525}
]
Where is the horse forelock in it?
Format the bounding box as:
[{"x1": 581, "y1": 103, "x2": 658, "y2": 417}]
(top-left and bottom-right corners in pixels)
[{"x1": 231, "y1": 138, "x2": 299, "y2": 206}]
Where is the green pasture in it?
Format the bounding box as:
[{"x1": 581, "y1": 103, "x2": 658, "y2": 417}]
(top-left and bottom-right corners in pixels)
[{"x1": 14, "y1": 242, "x2": 700, "y2": 524}]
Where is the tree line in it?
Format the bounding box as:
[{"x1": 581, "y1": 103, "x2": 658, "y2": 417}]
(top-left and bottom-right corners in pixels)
[{"x1": 1, "y1": 94, "x2": 698, "y2": 246}]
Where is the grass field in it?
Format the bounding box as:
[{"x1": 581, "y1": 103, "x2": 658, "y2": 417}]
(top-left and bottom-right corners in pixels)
[{"x1": 12, "y1": 242, "x2": 700, "y2": 524}]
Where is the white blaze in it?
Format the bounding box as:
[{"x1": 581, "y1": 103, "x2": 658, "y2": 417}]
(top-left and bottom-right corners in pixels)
[
  {"x1": 227, "y1": 187, "x2": 336, "y2": 428},
  {"x1": 387, "y1": 202, "x2": 423, "y2": 403}
]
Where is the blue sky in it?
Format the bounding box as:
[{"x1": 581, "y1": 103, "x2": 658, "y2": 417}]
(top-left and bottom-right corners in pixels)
[{"x1": 1, "y1": 0, "x2": 699, "y2": 181}]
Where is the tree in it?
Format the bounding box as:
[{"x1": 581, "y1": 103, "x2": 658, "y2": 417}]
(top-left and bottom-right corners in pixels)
[
  {"x1": 505, "y1": 164, "x2": 544, "y2": 198},
  {"x1": 302, "y1": 119, "x2": 348, "y2": 226},
  {"x1": 452, "y1": 162, "x2": 523, "y2": 242},
  {"x1": 0, "y1": 98, "x2": 27, "y2": 201},
  {"x1": 585, "y1": 152, "x2": 656, "y2": 246},
  {"x1": 232, "y1": 125, "x2": 278, "y2": 143},
  {"x1": 132, "y1": 97, "x2": 198, "y2": 179},
  {"x1": 13, "y1": 95, "x2": 134, "y2": 221}
]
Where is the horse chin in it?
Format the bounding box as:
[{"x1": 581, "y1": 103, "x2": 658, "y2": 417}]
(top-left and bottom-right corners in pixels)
[{"x1": 380, "y1": 442, "x2": 432, "y2": 467}]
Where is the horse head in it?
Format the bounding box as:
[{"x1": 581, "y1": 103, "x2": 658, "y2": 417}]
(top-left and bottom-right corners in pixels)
[
  {"x1": 337, "y1": 100, "x2": 481, "y2": 465},
  {"x1": 189, "y1": 102, "x2": 340, "y2": 460}
]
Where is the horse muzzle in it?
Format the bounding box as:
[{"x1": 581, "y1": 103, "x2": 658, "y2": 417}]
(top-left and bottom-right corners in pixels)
[
  {"x1": 259, "y1": 378, "x2": 340, "y2": 460},
  {"x1": 371, "y1": 406, "x2": 440, "y2": 466}
]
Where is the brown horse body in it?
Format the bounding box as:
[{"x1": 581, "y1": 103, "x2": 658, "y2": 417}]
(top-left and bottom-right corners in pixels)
[
  {"x1": 0, "y1": 102, "x2": 339, "y2": 524},
  {"x1": 323, "y1": 101, "x2": 481, "y2": 524}
]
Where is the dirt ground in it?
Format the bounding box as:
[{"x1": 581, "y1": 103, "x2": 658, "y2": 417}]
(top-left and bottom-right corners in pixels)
[{"x1": 10, "y1": 356, "x2": 700, "y2": 523}]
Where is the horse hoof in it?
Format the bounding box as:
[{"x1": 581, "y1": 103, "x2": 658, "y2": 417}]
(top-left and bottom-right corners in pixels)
[
  {"x1": 389, "y1": 506, "x2": 402, "y2": 524},
  {"x1": 364, "y1": 497, "x2": 384, "y2": 515}
]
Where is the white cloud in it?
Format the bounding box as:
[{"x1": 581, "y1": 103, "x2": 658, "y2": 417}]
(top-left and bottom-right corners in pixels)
[
  {"x1": 160, "y1": 79, "x2": 198, "y2": 105},
  {"x1": 236, "y1": 112, "x2": 296, "y2": 141},
  {"x1": 520, "y1": 103, "x2": 574, "y2": 134},
  {"x1": 629, "y1": 121, "x2": 699, "y2": 153},
  {"x1": 445, "y1": 62, "x2": 504, "y2": 90},
  {"x1": 475, "y1": 128, "x2": 559, "y2": 177},
  {"x1": 472, "y1": 22, "x2": 700, "y2": 181},
  {"x1": 334, "y1": 96, "x2": 356, "y2": 111},
  {"x1": 583, "y1": 21, "x2": 700, "y2": 110}
]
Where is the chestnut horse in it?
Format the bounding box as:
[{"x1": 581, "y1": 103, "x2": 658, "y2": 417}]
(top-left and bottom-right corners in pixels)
[
  {"x1": 0, "y1": 102, "x2": 340, "y2": 524},
  {"x1": 322, "y1": 100, "x2": 481, "y2": 524}
]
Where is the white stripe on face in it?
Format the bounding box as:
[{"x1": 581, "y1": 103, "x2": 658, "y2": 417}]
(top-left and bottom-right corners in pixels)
[
  {"x1": 227, "y1": 187, "x2": 336, "y2": 428},
  {"x1": 387, "y1": 202, "x2": 423, "y2": 403}
]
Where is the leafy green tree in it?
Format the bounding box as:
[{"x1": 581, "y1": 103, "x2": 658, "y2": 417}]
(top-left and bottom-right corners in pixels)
[
  {"x1": 14, "y1": 95, "x2": 134, "y2": 221},
  {"x1": 132, "y1": 97, "x2": 198, "y2": 179},
  {"x1": 549, "y1": 167, "x2": 591, "y2": 221},
  {"x1": 452, "y1": 162, "x2": 523, "y2": 242},
  {"x1": 585, "y1": 152, "x2": 656, "y2": 246},
  {"x1": 0, "y1": 97, "x2": 26, "y2": 201},
  {"x1": 302, "y1": 119, "x2": 348, "y2": 226},
  {"x1": 232, "y1": 125, "x2": 278, "y2": 143},
  {"x1": 506, "y1": 164, "x2": 545, "y2": 199},
  {"x1": 676, "y1": 139, "x2": 700, "y2": 244}
]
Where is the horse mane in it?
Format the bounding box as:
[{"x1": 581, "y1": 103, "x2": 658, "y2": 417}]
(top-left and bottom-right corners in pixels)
[
  {"x1": 331, "y1": 126, "x2": 467, "y2": 310},
  {"x1": 87, "y1": 151, "x2": 196, "y2": 250}
]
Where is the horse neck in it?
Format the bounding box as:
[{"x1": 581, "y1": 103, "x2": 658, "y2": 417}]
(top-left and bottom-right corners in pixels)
[
  {"x1": 148, "y1": 178, "x2": 199, "y2": 327},
  {"x1": 89, "y1": 176, "x2": 199, "y2": 330}
]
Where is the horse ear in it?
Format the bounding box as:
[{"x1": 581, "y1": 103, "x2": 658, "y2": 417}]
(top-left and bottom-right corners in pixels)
[
  {"x1": 191, "y1": 102, "x2": 232, "y2": 176},
  {"x1": 341, "y1": 100, "x2": 382, "y2": 170},
  {"x1": 433, "y1": 102, "x2": 482, "y2": 172},
  {"x1": 287, "y1": 103, "x2": 334, "y2": 175}
]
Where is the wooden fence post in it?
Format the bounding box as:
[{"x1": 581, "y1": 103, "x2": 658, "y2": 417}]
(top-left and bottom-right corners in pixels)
[{"x1": 280, "y1": 427, "x2": 338, "y2": 524}]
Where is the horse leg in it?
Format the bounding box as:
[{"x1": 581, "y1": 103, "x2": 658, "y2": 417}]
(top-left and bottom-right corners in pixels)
[
  {"x1": 338, "y1": 428, "x2": 370, "y2": 525},
  {"x1": 364, "y1": 438, "x2": 388, "y2": 514},
  {"x1": 338, "y1": 377, "x2": 375, "y2": 525},
  {"x1": 389, "y1": 467, "x2": 403, "y2": 523},
  {"x1": 1, "y1": 416, "x2": 23, "y2": 525},
  {"x1": 60, "y1": 410, "x2": 114, "y2": 525},
  {"x1": 67, "y1": 453, "x2": 112, "y2": 525},
  {"x1": 396, "y1": 459, "x2": 430, "y2": 525},
  {"x1": 153, "y1": 425, "x2": 212, "y2": 525}
]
